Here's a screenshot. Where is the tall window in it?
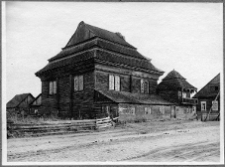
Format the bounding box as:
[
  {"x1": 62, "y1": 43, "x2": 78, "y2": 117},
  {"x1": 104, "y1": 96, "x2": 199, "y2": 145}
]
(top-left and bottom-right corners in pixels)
[
  {"x1": 141, "y1": 79, "x2": 144, "y2": 93},
  {"x1": 109, "y1": 75, "x2": 115, "y2": 90},
  {"x1": 49, "y1": 81, "x2": 57, "y2": 95},
  {"x1": 109, "y1": 74, "x2": 120, "y2": 91},
  {"x1": 144, "y1": 81, "x2": 149, "y2": 94},
  {"x1": 201, "y1": 101, "x2": 206, "y2": 111},
  {"x1": 74, "y1": 75, "x2": 83, "y2": 91},
  {"x1": 115, "y1": 75, "x2": 120, "y2": 91},
  {"x1": 141, "y1": 79, "x2": 149, "y2": 94}
]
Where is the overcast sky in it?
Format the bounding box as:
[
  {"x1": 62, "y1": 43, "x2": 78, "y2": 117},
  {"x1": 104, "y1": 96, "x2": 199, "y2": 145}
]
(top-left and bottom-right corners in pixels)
[{"x1": 5, "y1": 2, "x2": 223, "y2": 101}]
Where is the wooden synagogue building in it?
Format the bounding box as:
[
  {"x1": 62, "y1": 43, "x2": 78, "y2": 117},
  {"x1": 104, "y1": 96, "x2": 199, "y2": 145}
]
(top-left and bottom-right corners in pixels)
[{"x1": 36, "y1": 21, "x2": 197, "y2": 120}]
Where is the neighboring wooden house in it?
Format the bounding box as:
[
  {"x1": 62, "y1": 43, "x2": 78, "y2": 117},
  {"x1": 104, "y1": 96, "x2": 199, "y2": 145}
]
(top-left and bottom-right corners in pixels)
[
  {"x1": 157, "y1": 70, "x2": 198, "y2": 118},
  {"x1": 29, "y1": 94, "x2": 42, "y2": 115},
  {"x1": 7, "y1": 93, "x2": 34, "y2": 114},
  {"x1": 193, "y1": 73, "x2": 220, "y2": 121}
]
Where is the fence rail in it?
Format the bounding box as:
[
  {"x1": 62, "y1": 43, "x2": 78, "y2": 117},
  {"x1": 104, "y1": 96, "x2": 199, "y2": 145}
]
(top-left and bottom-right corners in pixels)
[{"x1": 7, "y1": 117, "x2": 113, "y2": 138}]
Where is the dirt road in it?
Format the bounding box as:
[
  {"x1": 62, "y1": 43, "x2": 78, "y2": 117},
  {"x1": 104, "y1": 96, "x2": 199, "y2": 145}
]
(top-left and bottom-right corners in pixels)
[{"x1": 7, "y1": 120, "x2": 220, "y2": 162}]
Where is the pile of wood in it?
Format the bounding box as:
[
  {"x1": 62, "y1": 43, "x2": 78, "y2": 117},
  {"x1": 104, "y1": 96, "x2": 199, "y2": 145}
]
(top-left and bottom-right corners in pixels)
[{"x1": 7, "y1": 117, "x2": 114, "y2": 138}]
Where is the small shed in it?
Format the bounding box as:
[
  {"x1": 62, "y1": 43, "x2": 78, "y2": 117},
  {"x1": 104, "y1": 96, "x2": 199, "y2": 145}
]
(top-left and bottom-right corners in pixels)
[
  {"x1": 94, "y1": 89, "x2": 175, "y2": 121},
  {"x1": 7, "y1": 93, "x2": 34, "y2": 114}
]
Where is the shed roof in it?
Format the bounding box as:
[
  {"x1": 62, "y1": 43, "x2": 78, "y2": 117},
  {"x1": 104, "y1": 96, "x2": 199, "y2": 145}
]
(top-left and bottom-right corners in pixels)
[
  {"x1": 7, "y1": 93, "x2": 34, "y2": 108},
  {"x1": 157, "y1": 70, "x2": 197, "y2": 91},
  {"x1": 96, "y1": 89, "x2": 173, "y2": 105},
  {"x1": 194, "y1": 73, "x2": 220, "y2": 98}
]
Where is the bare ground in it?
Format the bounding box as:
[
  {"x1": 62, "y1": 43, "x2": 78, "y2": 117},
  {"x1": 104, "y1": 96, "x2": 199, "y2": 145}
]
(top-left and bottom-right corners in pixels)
[{"x1": 7, "y1": 120, "x2": 220, "y2": 162}]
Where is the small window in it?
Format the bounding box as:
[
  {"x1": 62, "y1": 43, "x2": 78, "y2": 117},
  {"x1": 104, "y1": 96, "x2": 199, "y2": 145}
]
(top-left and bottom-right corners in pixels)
[
  {"x1": 160, "y1": 106, "x2": 165, "y2": 114},
  {"x1": 192, "y1": 106, "x2": 196, "y2": 112},
  {"x1": 145, "y1": 107, "x2": 151, "y2": 115},
  {"x1": 186, "y1": 93, "x2": 190, "y2": 98},
  {"x1": 49, "y1": 81, "x2": 57, "y2": 95},
  {"x1": 74, "y1": 75, "x2": 83, "y2": 91},
  {"x1": 212, "y1": 100, "x2": 218, "y2": 111},
  {"x1": 215, "y1": 86, "x2": 219, "y2": 91},
  {"x1": 182, "y1": 92, "x2": 187, "y2": 98},
  {"x1": 210, "y1": 86, "x2": 219, "y2": 92},
  {"x1": 201, "y1": 101, "x2": 207, "y2": 111}
]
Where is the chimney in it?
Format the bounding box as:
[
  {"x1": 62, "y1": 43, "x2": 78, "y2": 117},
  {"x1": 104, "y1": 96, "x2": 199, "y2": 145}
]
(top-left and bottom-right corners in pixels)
[{"x1": 115, "y1": 32, "x2": 125, "y2": 40}]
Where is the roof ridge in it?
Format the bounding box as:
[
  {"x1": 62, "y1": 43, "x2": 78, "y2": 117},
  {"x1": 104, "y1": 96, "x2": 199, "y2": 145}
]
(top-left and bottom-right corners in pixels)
[
  {"x1": 16, "y1": 93, "x2": 34, "y2": 108},
  {"x1": 163, "y1": 70, "x2": 186, "y2": 80},
  {"x1": 83, "y1": 22, "x2": 136, "y2": 49}
]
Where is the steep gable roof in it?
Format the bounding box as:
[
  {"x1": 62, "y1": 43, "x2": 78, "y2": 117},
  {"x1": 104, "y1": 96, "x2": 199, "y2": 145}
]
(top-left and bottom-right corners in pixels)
[
  {"x1": 194, "y1": 73, "x2": 220, "y2": 98},
  {"x1": 65, "y1": 21, "x2": 135, "y2": 49},
  {"x1": 7, "y1": 93, "x2": 34, "y2": 108},
  {"x1": 157, "y1": 70, "x2": 196, "y2": 91}
]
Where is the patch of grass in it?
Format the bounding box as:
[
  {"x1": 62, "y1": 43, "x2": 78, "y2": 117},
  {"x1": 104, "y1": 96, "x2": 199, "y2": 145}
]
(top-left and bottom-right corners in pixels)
[{"x1": 134, "y1": 118, "x2": 147, "y2": 123}]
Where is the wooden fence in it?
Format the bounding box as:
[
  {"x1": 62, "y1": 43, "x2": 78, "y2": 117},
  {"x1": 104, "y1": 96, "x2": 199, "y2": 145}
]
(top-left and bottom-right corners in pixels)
[
  {"x1": 201, "y1": 112, "x2": 220, "y2": 121},
  {"x1": 7, "y1": 117, "x2": 115, "y2": 138}
]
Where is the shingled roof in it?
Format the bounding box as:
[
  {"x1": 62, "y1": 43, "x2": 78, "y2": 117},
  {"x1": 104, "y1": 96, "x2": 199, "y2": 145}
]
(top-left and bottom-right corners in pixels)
[
  {"x1": 96, "y1": 89, "x2": 173, "y2": 105},
  {"x1": 65, "y1": 21, "x2": 136, "y2": 49},
  {"x1": 157, "y1": 70, "x2": 197, "y2": 91},
  {"x1": 7, "y1": 93, "x2": 34, "y2": 108},
  {"x1": 36, "y1": 21, "x2": 164, "y2": 76},
  {"x1": 194, "y1": 73, "x2": 220, "y2": 98}
]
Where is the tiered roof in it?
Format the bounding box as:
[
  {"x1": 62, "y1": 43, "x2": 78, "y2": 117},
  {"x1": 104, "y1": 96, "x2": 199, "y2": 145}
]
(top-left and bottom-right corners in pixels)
[
  {"x1": 157, "y1": 70, "x2": 197, "y2": 91},
  {"x1": 36, "y1": 21, "x2": 163, "y2": 76}
]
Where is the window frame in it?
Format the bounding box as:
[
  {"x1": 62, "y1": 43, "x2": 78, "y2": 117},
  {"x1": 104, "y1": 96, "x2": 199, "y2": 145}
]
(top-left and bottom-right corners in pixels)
[
  {"x1": 212, "y1": 100, "x2": 218, "y2": 111},
  {"x1": 49, "y1": 80, "x2": 57, "y2": 95},
  {"x1": 74, "y1": 75, "x2": 84, "y2": 92},
  {"x1": 140, "y1": 79, "x2": 144, "y2": 93},
  {"x1": 115, "y1": 75, "x2": 120, "y2": 91},
  {"x1": 109, "y1": 74, "x2": 120, "y2": 91},
  {"x1": 109, "y1": 74, "x2": 115, "y2": 90},
  {"x1": 144, "y1": 80, "x2": 149, "y2": 94},
  {"x1": 201, "y1": 101, "x2": 207, "y2": 111},
  {"x1": 182, "y1": 92, "x2": 187, "y2": 98}
]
